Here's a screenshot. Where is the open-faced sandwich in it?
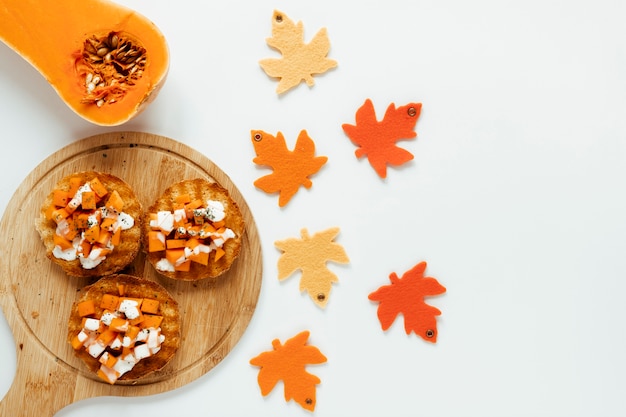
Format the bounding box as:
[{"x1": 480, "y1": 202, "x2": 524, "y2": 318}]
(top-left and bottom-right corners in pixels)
[
  {"x1": 68, "y1": 274, "x2": 180, "y2": 384},
  {"x1": 36, "y1": 171, "x2": 142, "y2": 277},
  {"x1": 143, "y1": 178, "x2": 244, "y2": 280}
]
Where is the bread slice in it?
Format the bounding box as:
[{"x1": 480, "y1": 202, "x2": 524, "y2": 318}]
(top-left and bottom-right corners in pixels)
[
  {"x1": 67, "y1": 274, "x2": 180, "y2": 383},
  {"x1": 143, "y1": 178, "x2": 244, "y2": 280},
  {"x1": 36, "y1": 171, "x2": 142, "y2": 277}
]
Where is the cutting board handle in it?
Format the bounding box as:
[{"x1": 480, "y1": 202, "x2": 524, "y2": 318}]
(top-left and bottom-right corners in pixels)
[{"x1": 0, "y1": 295, "x2": 75, "y2": 417}]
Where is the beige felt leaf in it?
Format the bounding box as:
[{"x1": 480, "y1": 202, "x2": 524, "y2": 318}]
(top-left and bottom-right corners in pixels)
[
  {"x1": 275, "y1": 227, "x2": 349, "y2": 308},
  {"x1": 259, "y1": 10, "x2": 337, "y2": 94}
]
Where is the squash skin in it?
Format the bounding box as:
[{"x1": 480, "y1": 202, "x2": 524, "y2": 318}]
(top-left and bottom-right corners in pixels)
[{"x1": 0, "y1": 0, "x2": 169, "y2": 126}]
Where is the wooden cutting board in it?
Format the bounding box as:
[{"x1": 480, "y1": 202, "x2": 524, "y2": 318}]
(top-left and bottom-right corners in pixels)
[{"x1": 0, "y1": 132, "x2": 263, "y2": 416}]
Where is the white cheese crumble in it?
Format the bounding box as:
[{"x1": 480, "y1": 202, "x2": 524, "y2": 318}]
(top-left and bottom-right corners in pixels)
[
  {"x1": 155, "y1": 258, "x2": 175, "y2": 272},
  {"x1": 118, "y1": 299, "x2": 140, "y2": 320}
]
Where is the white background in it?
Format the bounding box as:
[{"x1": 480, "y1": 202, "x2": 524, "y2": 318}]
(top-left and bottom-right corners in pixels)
[{"x1": 1, "y1": 0, "x2": 625, "y2": 416}]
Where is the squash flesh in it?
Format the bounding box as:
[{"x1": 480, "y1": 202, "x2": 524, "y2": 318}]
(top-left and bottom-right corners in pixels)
[{"x1": 0, "y1": 0, "x2": 169, "y2": 126}]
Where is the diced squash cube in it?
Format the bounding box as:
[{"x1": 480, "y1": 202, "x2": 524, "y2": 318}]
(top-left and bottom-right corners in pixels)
[
  {"x1": 165, "y1": 248, "x2": 185, "y2": 265},
  {"x1": 100, "y1": 294, "x2": 119, "y2": 310},
  {"x1": 79, "y1": 240, "x2": 92, "y2": 257},
  {"x1": 100, "y1": 217, "x2": 116, "y2": 231},
  {"x1": 99, "y1": 352, "x2": 118, "y2": 368},
  {"x1": 96, "y1": 328, "x2": 118, "y2": 346},
  {"x1": 175, "y1": 260, "x2": 191, "y2": 272},
  {"x1": 140, "y1": 298, "x2": 160, "y2": 314},
  {"x1": 84, "y1": 224, "x2": 100, "y2": 244},
  {"x1": 175, "y1": 194, "x2": 191, "y2": 204},
  {"x1": 70, "y1": 335, "x2": 83, "y2": 350},
  {"x1": 212, "y1": 220, "x2": 226, "y2": 229},
  {"x1": 81, "y1": 191, "x2": 96, "y2": 210},
  {"x1": 45, "y1": 205, "x2": 56, "y2": 221},
  {"x1": 105, "y1": 190, "x2": 124, "y2": 213},
  {"x1": 53, "y1": 189, "x2": 70, "y2": 207},
  {"x1": 166, "y1": 239, "x2": 186, "y2": 249},
  {"x1": 186, "y1": 199, "x2": 203, "y2": 210},
  {"x1": 68, "y1": 177, "x2": 82, "y2": 198},
  {"x1": 200, "y1": 223, "x2": 216, "y2": 234},
  {"x1": 109, "y1": 317, "x2": 130, "y2": 332},
  {"x1": 74, "y1": 212, "x2": 91, "y2": 229},
  {"x1": 148, "y1": 231, "x2": 166, "y2": 252},
  {"x1": 139, "y1": 315, "x2": 163, "y2": 329},
  {"x1": 51, "y1": 207, "x2": 70, "y2": 223},
  {"x1": 125, "y1": 325, "x2": 140, "y2": 343},
  {"x1": 89, "y1": 177, "x2": 109, "y2": 198},
  {"x1": 53, "y1": 234, "x2": 73, "y2": 251},
  {"x1": 110, "y1": 228, "x2": 121, "y2": 246},
  {"x1": 96, "y1": 231, "x2": 111, "y2": 246},
  {"x1": 213, "y1": 247, "x2": 226, "y2": 262},
  {"x1": 97, "y1": 366, "x2": 119, "y2": 385},
  {"x1": 188, "y1": 250, "x2": 209, "y2": 266},
  {"x1": 77, "y1": 300, "x2": 96, "y2": 317},
  {"x1": 62, "y1": 217, "x2": 79, "y2": 240},
  {"x1": 185, "y1": 237, "x2": 201, "y2": 249}
]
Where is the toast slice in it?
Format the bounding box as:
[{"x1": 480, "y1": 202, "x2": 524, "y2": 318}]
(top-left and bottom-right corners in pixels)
[
  {"x1": 67, "y1": 274, "x2": 181, "y2": 383},
  {"x1": 143, "y1": 178, "x2": 244, "y2": 280},
  {"x1": 36, "y1": 171, "x2": 142, "y2": 277}
]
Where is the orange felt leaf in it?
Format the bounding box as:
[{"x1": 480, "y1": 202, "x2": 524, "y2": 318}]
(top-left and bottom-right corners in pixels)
[
  {"x1": 275, "y1": 227, "x2": 349, "y2": 308},
  {"x1": 259, "y1": 10, "x2": 337, "y2": 94},
  {"x1": 250, "y1": 330, "x2": 327, "y2": 411},
  {"x1": 368, "y1": 261, "x2": 446, "y2": 342},
  {"x1": 251, "y1": 129, "x2": 328, "y2": 207},
  {"x1": 342, "y1": 98, "x2": 422, "y2": 178}
]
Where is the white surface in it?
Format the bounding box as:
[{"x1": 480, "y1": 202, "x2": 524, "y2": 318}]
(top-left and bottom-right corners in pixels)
[{"x1": 1, "y1": 0, "x2": 625, "y2": 416}]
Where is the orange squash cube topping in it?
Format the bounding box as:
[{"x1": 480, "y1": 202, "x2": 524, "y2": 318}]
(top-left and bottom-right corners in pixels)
[
  {"x1": 147, "y1": 198, "x2": 236, "y2": 272},
  {"x1": 48, "y1": 176, "x2": 135, "y2": 270},
  {"x1": 71, "y1": 289, "x2": 165, "y2": 385}
]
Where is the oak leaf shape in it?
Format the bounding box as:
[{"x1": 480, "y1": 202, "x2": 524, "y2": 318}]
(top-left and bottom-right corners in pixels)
[
  {"x1": 259, "y1": 10, "x2": 337, "y2": 94},
  {"x1": 250, "y1": 330, "x2": 327, "y2": 411},
  {"x1": 342, "y1": 98, "x2": 422, "y2": 178},
  {"x1": 275, "y1": 227, "x2": 349, "y2": 308},
  {"x1": 368, "y1": 261, "x2": 446, "y2": 342},
  {"x1": 251, "y1": 129, "x2": 327, "y2": 207}
]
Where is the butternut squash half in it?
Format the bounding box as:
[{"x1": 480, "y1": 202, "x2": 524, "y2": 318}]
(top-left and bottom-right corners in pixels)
[{"x1": 0, "y1": 0, "x2": 169, "y2": 126}]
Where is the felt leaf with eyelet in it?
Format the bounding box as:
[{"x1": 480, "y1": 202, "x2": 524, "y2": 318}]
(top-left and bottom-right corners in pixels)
[
  {"x1": 274, "y1": 227, "x2": 349, "y2": 308},
  {"x1": 250, "y1": 330, "x2": 327, "y2": 411},
  {"x1": 251, "y1": 129, "x2": 327, "y2": 207},
  {"x1": 368, "y1": 261, "x2": 446, "y2": 342},
  {"x1": 342, "y1": 98, "x2": 422, "y2": 178},
  {"x1": 259, "y1": 10, "x2": 337, "y2": 94}
]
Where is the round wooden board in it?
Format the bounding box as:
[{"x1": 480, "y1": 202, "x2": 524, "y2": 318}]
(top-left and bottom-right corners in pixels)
[{"x1": 0, "y1": 132, "x2": 263, "y2": 416}]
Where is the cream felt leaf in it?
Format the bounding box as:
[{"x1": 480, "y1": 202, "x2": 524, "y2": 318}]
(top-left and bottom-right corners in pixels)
[
  {"x1": 250, "y1": 330, "x2": 327, "y2": 411},
  {"x1": 259, "y1": 10, "x2": 337, "y2": 94},
  {"x1": 275, "y1": 227, "x2": 349, "y2": 308}
]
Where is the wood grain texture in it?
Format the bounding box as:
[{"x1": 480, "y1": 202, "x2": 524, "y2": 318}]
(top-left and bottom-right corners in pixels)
[{"x1": 0, "y1": 132, "x2": 263, "y2": 416}]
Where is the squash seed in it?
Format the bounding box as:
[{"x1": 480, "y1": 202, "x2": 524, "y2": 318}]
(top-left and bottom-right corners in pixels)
[{"x1": 78, "y1": 31, "x2": 147, "y2": 106}]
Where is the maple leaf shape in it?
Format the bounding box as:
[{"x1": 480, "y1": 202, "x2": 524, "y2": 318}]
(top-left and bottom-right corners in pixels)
[
  {"x1": 368, "y1": 261, "x2": 446, "y2": 342},
  {"x1": 275, "y1": 227, "x2": 349, "y2": 308},
  {"x1": 259, "y1": 10, "x2": 337, "y2": 94},
  {"x1": 251, "y1": 129, "x2": 327, "y2": 207},
  {"x1": 342, "y1": 98, "x2": 422, "y2": 178},
  {"x1": 250, "y1": 330, "x2": 327, "y2": 411}
]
